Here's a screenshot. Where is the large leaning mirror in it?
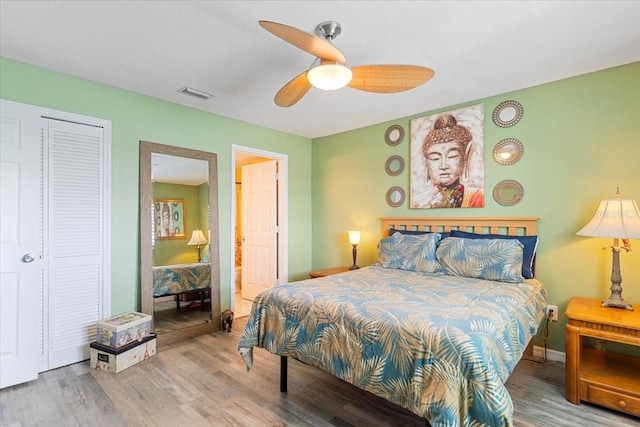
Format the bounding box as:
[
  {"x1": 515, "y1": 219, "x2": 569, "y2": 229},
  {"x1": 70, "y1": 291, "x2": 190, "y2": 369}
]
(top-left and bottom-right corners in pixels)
[{"x1": 140, "y1": 141, "x2": 221, "y2": 347}]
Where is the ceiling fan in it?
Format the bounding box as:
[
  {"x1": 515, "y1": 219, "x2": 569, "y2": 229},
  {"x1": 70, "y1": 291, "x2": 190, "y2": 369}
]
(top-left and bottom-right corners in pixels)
[{"x1": 259, "y1": 20, "x2": 435, "y2": 107}]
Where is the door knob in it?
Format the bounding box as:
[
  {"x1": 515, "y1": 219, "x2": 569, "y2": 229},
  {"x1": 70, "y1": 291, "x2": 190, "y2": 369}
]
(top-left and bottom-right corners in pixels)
[{"x1": 22, "y1": 253, "x2": 35, "y2": 263}]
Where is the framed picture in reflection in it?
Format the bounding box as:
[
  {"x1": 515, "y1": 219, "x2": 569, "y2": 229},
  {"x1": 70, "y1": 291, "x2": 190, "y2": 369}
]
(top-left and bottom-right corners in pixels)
[{"x1": 153, "y1": 199, "x2": 186, "y2": 239}]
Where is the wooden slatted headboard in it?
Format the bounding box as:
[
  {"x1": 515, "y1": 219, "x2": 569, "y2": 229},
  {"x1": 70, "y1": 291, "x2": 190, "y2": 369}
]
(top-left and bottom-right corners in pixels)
[{"x1": 380, "y1": 217, "x2": 538, "y2": 237}]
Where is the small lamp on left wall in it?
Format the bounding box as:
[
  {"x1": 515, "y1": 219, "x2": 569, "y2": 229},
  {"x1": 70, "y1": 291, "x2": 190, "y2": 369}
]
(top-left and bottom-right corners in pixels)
[
  {"x1": 348, "y1": 230, "x2": 361, "y2": 270},
  {"x1": 188, "y1": 229, "x2": 208, "y2": 263}
]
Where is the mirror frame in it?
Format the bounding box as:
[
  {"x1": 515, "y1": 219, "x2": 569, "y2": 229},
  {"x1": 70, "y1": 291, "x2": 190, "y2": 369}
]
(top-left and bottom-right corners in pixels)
[
  {"x1": 492, "y1": 100, "x2": 523, "y2": 128},
  {"x1": 492, "y1": 138, "x2": 524, "y2": 165},
  {"x1": 386, "y1": 186, "x2": 406, "y2": 207},
  {"x1": 385, "y1": 155, "x2": 405, "y2": 176},
  {"x1": 384, "y1": 124, "x2": 405, "y2": 146},
  {"x1": 140, "y1": 141, "x2": 221, "y2": 346},
  {"x1": 492, "y1": 179, "x2": 524, "y2": 206}
]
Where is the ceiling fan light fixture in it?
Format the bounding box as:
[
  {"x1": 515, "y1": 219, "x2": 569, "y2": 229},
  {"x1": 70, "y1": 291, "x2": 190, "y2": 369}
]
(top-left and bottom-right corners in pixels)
[{"x1": 307, "y1": 59, "x2": 352, "y2": 91}]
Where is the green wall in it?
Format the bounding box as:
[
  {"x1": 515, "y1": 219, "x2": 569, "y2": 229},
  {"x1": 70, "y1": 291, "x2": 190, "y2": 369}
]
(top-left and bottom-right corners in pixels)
[
  {"x1": 311, "y1": 61, "x2": 640, "y2": 353},
  {"x1": 0, "y1": 56, "x2": 312, "y2": 314}
]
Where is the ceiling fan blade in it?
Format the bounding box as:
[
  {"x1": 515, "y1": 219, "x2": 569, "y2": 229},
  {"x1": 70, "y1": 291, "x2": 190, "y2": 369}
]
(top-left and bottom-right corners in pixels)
[
  {"x1": 274, "y1": 71, "x2": 312, "y2": 107},
  {"x1": 348, "y1": 65, "x2": 435, "y2": 93},
  {"x1": 259, "y1": 20, "x2": 347, "y2": 63}
]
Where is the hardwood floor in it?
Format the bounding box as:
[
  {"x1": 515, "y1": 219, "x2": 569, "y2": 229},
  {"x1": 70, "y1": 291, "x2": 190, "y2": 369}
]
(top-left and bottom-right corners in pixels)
[
  {"x1": 154, "y1": 299, "x2": 212, "y2": 335},
  {"x1": 1, "y1": 316, "x2": 638, "y2": 427}
]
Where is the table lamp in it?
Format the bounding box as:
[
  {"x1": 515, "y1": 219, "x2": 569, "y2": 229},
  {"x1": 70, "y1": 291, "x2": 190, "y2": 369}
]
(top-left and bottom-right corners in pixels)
[
  {"x1": 348, "y1": 230, "x2": 361, "y2": 270},
  {"x1": 187, "y1": 229, "x2": 208, "y2": 263},
  {"x1": 576, "y1": 188, "x2": 640, "y2": 310}
]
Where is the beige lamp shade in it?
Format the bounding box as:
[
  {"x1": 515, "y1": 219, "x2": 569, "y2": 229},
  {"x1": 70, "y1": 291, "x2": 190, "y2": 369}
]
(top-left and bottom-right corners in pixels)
[
  {"x1": 188, "y1": 229, "x2": 208, "y2": 246},
  {"x1": 348, "y1": 230, "x2": 361, "y2": 245},
  {"x1": 576, "y1": 189, "x2": 640, "y2": 311},
  {"x1": 576, "y1": 195, "x2": 640, "y2": 239}
]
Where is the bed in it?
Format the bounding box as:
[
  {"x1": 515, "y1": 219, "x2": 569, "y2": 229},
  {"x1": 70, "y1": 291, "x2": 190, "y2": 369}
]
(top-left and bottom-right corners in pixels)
[
  {"x1": 238, "y1": 217, "x2": 547, "y2": 427},
  {"x1": 152, "y1": 262, "x2": 211, "y2": 310}
]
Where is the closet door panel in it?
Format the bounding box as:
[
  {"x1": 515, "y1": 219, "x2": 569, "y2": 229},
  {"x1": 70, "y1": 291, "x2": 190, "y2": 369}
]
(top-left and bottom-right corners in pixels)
[{"x1": 47, "y1": 120, "x2": 105, "y2": 369}]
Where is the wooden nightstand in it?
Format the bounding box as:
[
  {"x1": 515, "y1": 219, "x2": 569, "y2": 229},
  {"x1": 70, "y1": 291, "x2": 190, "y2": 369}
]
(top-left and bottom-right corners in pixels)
[
  {"x1": 565, "y1": 296, "x2": 640, "y2": 416},
  {"x1": 308, "y1": 266, "x2": 350, "y2": 279}
]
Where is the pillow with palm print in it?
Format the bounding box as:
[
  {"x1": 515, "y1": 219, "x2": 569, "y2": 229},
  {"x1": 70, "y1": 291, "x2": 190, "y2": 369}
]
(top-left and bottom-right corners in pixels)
[
  {"x1": 436, "y1": 237, "x2": 524, "y2": 283},
  {"x1": 379, "y1": 232, "x2": 441, "y2": 272}
]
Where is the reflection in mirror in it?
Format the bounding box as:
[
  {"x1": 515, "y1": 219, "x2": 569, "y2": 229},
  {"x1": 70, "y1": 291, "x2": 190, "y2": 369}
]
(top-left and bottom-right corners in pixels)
[
  {"x1": 492, "y1": 138, "x2": 523, "y2": 165},
  {"x1": 499, "y1": 107, "x2": 517, "y2": 122},
  {"x1": 140, "y1": 141, "x2": 220, "y2": 347},
  {"x1": 493, "y1": 179, "x2": 524, "y2": 206}
]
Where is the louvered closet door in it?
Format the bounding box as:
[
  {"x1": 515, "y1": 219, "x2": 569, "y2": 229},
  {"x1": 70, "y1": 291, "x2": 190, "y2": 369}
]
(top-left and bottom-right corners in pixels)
[{"x1": 45, "y1": 119, "x2": 106, "y2": 370}]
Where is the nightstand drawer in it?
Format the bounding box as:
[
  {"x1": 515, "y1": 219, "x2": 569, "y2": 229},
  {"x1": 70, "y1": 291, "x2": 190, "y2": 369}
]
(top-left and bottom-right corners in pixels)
[{"x1": 582, "y1": 382, "x2": 640, "y2": 417}]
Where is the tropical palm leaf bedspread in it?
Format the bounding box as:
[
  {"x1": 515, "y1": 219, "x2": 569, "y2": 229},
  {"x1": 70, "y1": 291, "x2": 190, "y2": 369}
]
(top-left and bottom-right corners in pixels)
[
  {"x1": 238, "y1": 265, "x2": 547, "y2": 427},
  {"x1": 152, "y1": 263, "x2": 211, "y2": 298}
]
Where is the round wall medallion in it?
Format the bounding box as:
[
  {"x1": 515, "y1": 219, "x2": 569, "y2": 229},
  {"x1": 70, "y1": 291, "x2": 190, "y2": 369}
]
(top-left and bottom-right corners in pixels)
[
  {"x1": 385, "y1": 155, "x2": 405, "y2": 176},
  {"x1": 386, "y1": 186, "x2": 406, "y2": 207},
  {"x1": 384, "y1": 125, "x2": 405, "y2": 146},
  {"x1": 492, "y1": 100, "x2": 523, "y2": 128},
  {"x1": 492, "y1": 138, "x2": 524, "y2": 165},
  {"x1": 493, "y1": 179, "x2": 524, "y2": 206}
]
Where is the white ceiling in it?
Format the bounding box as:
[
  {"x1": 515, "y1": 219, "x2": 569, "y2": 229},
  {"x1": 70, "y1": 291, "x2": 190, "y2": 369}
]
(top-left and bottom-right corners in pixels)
[
  {"x1": 1, "y1": 1, "x2": 639, "y2": 139},
  {"x1": 151, "y1": 153, "x2": 208, "y2": 186}
]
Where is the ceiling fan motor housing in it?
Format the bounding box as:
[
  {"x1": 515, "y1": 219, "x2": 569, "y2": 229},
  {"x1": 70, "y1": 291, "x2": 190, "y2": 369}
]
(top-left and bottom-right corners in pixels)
[{"x1": 315, "y1": 21, "x2": 342, "y2": 41}]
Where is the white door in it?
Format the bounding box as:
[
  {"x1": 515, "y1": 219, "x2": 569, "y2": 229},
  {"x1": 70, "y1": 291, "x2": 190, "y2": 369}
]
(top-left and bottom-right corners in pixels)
[
  {"x1": 241, "y1": 160, "x2": 277, "y2": 301},
  {"x1": 46, "y1": 119, "x2": 106, "y2": 369},
  {"x1": 0, "y1": 101, "x2": 43, "y2": 388}
]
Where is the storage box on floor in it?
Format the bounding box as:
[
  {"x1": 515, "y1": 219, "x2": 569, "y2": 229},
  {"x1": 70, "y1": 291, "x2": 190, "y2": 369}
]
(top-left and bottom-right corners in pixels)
[
  {"x1": 91, "y1": 311, "x2": 155, "y2": 373},
  {"x1": 96, "y1": 311, "x2": 152, "y2": 348},
  {"x1": 90, "y1": 334, "x2": 156, "y2": 373}
]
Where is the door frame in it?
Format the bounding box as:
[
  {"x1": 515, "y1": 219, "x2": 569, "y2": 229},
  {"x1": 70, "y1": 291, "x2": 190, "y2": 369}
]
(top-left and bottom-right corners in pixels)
[{"x1": 231, "y1": 145, "x2": 288, "y2": 312}]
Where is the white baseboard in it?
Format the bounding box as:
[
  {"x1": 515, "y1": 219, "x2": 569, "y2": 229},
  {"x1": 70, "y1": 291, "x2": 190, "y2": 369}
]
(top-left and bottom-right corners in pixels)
[{"x1": 533, "y1": 345, "x2": 565, "y2": 363}]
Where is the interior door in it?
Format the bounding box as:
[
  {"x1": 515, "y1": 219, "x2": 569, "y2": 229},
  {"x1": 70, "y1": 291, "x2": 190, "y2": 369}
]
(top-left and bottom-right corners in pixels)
[
  {"x1": 0, "y1": 100, "x2": 43, "y2": 388},
  {"x1": 241, "y1": 160, "x2": 277, "y2": 301}
]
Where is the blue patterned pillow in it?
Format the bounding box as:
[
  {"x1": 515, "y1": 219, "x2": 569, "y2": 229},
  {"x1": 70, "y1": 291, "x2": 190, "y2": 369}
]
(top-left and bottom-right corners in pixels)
[
  {"x1": 402, "y1": 233, "x2": 441, "y2": 272},
  {"x1": 436, "y1": 237, "x2": 525, "y2": 283},
  {"x1": 378, "y1": 232, "x2": 405, "y2": 269},
  {"x1": 379, "y1": 232, "x2": 441, "y2": 272},
  {"x1": 450, "y1": 230, "x2": 538, "y2": 278}
]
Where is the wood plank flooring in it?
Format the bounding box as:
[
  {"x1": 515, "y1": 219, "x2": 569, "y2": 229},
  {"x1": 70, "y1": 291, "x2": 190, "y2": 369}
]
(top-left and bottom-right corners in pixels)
[{"x1": 1, "y1": 316, "x2": 638, "y2": 427}]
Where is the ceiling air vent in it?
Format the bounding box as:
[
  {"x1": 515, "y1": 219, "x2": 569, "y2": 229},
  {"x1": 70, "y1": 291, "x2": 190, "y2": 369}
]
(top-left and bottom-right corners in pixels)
[{"x1": 178, "y1": 86, "x2": 213, "y2": 99}]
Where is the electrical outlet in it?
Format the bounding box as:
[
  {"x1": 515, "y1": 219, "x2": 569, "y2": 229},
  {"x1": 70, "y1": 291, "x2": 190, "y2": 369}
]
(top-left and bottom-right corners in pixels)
[{"x1": 546, "y1": 304, "x2": 558, "y2": 321}]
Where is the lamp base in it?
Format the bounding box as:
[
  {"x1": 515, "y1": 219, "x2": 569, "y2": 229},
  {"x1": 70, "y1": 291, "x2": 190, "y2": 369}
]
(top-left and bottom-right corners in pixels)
[
  {"x1": 601, "y1": 298, "x2": 634, "y2": 311},
  {"x1": 349, "y1": 265, "x2": 359, "y2": 270}
]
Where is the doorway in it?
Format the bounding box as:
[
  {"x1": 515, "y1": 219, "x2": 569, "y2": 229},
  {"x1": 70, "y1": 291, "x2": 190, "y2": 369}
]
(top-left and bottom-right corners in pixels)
[{"x1": 231, "y1": 145, "x2": 288, "y2": 318}]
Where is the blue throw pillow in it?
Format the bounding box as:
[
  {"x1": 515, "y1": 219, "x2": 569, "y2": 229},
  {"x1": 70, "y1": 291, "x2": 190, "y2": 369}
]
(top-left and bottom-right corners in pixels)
[
  {"x1": 389, "y1": 228, "x2": 451, "y2": 240},
  {"x1": 449, "y1": 230, "x2": 538, "y2": 279},
  {"x1": 415, "y1": 234, "x2": 441, "y2": 273},
  {"x1": 378, "y1": 232, "x2": 404, "y2": 269},
  {"x1": 379, "y1": 232, "x2": 441, "y2": 272},
  {"x1": 400, "y1": 232, "x2": 441, "y2": 273},
  {"x1": 436, "y1": 237, "x2": 525, "y2": 283}
]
